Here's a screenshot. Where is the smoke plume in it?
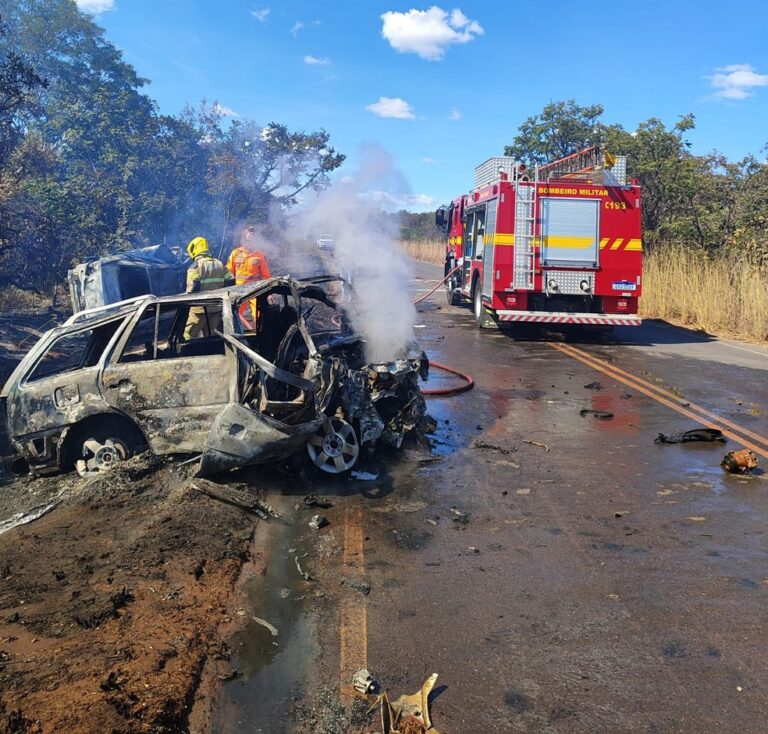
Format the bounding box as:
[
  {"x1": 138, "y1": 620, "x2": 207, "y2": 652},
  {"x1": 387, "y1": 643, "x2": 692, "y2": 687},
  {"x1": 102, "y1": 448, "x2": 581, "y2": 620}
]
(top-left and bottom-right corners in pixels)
[{"x1": 282, "y1": 146, "x2": 418, "y2": 363}]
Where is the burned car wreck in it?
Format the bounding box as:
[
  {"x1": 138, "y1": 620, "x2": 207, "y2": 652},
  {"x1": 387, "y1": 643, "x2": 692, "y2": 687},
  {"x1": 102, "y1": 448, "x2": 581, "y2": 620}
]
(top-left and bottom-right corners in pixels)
[{"x1": 0, "y1": 276, "x2": 431, "y2": 477}]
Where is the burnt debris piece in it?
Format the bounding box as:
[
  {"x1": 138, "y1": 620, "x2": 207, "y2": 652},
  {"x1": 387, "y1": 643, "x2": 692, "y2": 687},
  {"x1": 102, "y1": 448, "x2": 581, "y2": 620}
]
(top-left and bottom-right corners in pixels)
[
  {"x1": 721, "y1": 449, "x2": 759, "y2": 474},
  {"x1": 1, "y1": 275, "x2": 433, "y2": 479},
  {"x1": 655, "y1": 428, "x2": 726, "y2": 444}
]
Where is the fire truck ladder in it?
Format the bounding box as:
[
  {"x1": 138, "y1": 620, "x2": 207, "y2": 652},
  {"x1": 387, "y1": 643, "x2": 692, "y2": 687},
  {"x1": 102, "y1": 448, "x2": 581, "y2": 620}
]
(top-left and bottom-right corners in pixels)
[{"x1": 512, "y1": 169, "x2": 537, "y2": 290}]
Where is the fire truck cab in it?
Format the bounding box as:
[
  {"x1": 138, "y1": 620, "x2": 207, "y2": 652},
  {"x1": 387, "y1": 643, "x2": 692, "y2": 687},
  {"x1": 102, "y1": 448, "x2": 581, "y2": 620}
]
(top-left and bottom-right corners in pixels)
[{"x1": 436, "y1": 147, "x2": 642, "y2": 329}]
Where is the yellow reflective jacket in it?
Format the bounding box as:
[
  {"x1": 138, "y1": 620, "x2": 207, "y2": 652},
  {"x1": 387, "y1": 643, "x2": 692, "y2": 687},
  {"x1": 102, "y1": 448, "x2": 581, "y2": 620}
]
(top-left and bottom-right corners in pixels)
[{"x1": 186, "y1": 254, "x2": 234, "y2": 293}]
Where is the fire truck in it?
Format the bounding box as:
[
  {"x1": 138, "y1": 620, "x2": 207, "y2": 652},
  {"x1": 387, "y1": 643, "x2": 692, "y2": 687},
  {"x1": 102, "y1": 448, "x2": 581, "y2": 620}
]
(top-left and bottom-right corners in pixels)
[{"x1": 435, "y1": 147, "x2": 642, "y2": 329}]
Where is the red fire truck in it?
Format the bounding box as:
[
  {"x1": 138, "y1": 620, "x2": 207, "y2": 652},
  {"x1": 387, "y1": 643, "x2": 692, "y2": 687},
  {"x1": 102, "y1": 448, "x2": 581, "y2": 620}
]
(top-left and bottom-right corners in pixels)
[{"x1": 435, "y1": 147, "x2": 642, "y2": 329}]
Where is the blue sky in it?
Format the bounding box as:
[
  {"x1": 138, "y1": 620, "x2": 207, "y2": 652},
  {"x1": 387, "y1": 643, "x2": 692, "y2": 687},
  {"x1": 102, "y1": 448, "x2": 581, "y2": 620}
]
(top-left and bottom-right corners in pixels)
[{"x1": 82, "y1": 0, "x2": 768, "y2": 211}]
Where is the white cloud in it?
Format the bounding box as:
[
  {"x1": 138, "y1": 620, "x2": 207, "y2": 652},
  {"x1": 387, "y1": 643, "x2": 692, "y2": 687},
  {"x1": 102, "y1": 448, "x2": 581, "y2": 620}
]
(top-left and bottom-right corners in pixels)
[
  {"x1": 420, "y1": 157, "x2": 434, "y2": 163},
  {"x1": 366, "y1": 96, "x2": 416, "y2": 120},
  {"x1": 290, "y1": 21, "x2": 304, "y2": 35},
  {"x1": 250, "y1": 7, "x2": 270, "y2": 22},
  {"x1": 708, "y1": 63, "x2": 768, "y2": 100},
  {"x1": 75, "y1": 0, "x2": 115, "y2": 13},
  {"x1": 381, "y1": 6, "x2": 483, "y2": 60},
  {"x1": 304, "y1": 55, "x2": 331, "y2": 66},
  {"x1": 212, "y1": 103, "x2": 240, "y2": 118},
  {"x1": 448, "y1": 107, "x2": 462, "y2": 120},
  {"x1": 367, "y1": 190, "x2": 436, "y2": 211}
]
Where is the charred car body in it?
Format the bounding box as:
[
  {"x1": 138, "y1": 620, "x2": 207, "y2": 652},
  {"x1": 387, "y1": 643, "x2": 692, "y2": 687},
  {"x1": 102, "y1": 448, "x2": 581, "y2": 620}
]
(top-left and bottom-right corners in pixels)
[{"x1": 1, "y1": 276, "x2": 430, "y2": 477}]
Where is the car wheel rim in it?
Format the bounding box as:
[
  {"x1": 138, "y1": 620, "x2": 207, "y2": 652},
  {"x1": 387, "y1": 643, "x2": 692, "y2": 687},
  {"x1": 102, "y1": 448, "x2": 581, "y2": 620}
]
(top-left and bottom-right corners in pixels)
[
  {"x1": 307, "y1": 417, "x2": 359, "y2": 474},
  {"x1": 76, "y1": 437, "x2": 127, "y2": 477}
]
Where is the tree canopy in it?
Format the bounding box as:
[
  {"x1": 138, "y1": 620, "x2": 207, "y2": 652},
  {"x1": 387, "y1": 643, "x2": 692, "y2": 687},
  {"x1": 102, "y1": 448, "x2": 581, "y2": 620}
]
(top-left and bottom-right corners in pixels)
[{"x1": 0, "y1": 0, "x2": 345, "y2": 293}]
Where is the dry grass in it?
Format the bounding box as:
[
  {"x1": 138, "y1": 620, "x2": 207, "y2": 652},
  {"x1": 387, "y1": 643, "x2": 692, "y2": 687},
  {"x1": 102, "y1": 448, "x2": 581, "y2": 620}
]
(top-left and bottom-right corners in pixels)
[
  {"x1": 400, "y1": 238, "x2": 444, "y2": 265},
  {"x1": 401, "y1": 238, "x2": 767, "y2": 343},
  {"x1": 642, "y1": 248, "x2": 768, "y2": 342},
  {"x1": 0, "y1": 286, "x2": 51, "y2": 311}
]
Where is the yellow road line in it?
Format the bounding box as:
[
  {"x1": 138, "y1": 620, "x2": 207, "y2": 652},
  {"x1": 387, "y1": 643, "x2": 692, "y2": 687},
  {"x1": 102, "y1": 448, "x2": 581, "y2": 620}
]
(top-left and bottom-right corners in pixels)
[
  {"x1": 339, "y1": 507, "x2": 367, "y2": 704},
  {"x1": 549, "y1": 342, "x2": 768, "y2": 460},
  {"x1": 560, "y1": 342, "x2": 768, "y2": 450}
]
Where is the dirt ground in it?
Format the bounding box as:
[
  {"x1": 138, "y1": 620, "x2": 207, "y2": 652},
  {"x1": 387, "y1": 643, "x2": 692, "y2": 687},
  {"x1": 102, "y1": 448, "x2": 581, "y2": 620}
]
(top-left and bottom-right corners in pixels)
[{"x1": 0, "y1": 456, "x2": 259, "y2": 733}]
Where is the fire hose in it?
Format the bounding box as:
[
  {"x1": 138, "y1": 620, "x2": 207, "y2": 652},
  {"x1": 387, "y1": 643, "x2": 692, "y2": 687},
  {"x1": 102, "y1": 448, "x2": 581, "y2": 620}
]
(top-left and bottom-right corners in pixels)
[{"x1": 413, "y1": 264, "x2": 475, "y2": 397}]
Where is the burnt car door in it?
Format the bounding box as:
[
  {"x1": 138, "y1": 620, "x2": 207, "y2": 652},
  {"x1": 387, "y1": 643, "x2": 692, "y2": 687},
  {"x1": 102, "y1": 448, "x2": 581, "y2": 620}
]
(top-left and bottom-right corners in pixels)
[
  {"x1": 2, "y1": 314, "x2": 130, "y2": 467},
  {"x1": 100, "y1": 296, "x2": 237, "y2": 454}
]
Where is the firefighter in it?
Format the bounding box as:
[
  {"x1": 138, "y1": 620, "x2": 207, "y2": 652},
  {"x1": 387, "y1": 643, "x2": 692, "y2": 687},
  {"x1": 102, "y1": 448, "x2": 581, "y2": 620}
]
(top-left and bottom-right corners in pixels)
[
  {"x1": 184, "y1": 236, "x2": 234, "y2": 340},
  {"x1": 226, "y1": 224, "x2": 272, "y2": 329}
]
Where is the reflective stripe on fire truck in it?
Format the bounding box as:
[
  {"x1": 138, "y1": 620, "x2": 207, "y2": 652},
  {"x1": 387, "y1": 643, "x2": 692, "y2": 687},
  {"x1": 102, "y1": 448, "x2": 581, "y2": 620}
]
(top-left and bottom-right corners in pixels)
[
  {"x1": 599, "y1": 238, "x2": 643, "y2": 251},
  {"x1": 541, "y1": 235, "x2": 594, "y2": 250}
]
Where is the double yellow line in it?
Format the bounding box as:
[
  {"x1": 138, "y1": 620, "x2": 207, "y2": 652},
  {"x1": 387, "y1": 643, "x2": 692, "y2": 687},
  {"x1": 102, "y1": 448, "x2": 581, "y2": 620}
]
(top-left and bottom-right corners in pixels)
[{"x1": 549, "y1": 342, "x2": 768, "y2": 459}]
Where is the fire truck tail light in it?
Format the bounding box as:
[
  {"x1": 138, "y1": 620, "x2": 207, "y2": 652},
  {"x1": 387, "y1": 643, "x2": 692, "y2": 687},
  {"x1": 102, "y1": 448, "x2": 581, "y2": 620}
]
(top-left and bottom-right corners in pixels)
[{"x1": 617, "y1": 299, "x2": 628, "y2": 311}]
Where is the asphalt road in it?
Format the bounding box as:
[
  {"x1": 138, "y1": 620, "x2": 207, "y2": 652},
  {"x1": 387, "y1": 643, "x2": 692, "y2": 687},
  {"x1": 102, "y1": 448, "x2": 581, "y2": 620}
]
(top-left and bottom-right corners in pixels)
[{"x1": 219, "y1": 260, "x2": 768, "y2": 734}]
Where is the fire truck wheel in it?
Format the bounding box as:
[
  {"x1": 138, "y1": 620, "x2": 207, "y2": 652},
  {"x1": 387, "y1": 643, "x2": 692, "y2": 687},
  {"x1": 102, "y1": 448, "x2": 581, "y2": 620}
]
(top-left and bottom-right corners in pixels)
[
  {"x1": 473, "y1": 284, "x2": 495, "y2": 329},
  {"x1": 446, "y1": 285, "x2": 461, "y2": 306}
]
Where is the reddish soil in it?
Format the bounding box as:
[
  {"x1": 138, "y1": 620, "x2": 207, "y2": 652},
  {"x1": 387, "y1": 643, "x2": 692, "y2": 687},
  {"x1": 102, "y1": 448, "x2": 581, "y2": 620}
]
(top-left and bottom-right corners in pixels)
[{"x1": 0, "y1": 458, "x2": 259, "y2": 733}]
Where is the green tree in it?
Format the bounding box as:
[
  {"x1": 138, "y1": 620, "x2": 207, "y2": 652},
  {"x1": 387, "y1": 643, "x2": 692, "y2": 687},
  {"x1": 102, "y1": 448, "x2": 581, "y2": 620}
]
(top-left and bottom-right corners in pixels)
[{"x1": 504, "y1": 99, "x2": 606, "y2": 164}]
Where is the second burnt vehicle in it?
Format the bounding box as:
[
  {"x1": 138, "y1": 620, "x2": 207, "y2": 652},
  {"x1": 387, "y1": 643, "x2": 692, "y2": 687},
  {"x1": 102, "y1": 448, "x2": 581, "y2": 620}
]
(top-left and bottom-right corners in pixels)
[{"x1": 0, "y1": 276, "x2": 430, "y2": 478}]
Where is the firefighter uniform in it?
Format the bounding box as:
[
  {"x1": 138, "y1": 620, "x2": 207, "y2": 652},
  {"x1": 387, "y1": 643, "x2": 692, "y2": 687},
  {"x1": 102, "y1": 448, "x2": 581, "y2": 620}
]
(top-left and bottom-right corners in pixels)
[
  {"x1": 226, "y1": 244, "x2": 271, "y2": 328},
  {"x1": 184, "y1": 237, "x2": 234, "y2": 340}
]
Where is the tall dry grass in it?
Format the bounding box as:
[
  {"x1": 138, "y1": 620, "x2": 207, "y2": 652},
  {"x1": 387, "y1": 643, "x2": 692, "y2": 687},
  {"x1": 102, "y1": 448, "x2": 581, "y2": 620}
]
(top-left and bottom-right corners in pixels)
[
  {"x1": 641, "y1": 248, "x2": 768, "y2": 341},
  {"x1": 400, "y1": 238, "x2": 444, "y2": 266}
]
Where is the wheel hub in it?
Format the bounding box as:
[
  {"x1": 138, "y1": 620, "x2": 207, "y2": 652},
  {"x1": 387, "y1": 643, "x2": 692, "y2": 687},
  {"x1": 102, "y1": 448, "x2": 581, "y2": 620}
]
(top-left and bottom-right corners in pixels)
[{"x1": 307, "y1": 417, "x2": 360, "y2": 474}]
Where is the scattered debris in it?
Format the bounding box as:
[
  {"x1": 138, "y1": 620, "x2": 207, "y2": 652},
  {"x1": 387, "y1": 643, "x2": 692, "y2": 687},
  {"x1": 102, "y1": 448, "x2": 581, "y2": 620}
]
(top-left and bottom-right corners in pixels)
[
  {"x1": 293, "y1": 553, "x2": 312, "y2": 581},
  {"x1": 191, "y1": 480, "x2": 281, "y2": 520},
  {"x1": 656, "y1": 428, "x2": 726, "y2": 444},
  {"x1": 584, "y1": 381, "x2": 604, "y2": 390},
  {"x1": 309, "y1": 514, "x2": 329, "y2": 530},
  {"x1": 614, "y1": 511, "x2": 629, "y2": 518},
  {"x1": 472, "y1": 439, "x2": 512, "y2": 454},
  {"x1": 251, "y1": 616, "x2": 279, "y2": 637},
  {"x1": 296, "y1": 494, "x2": 333, "y2": 510},
  {"x1": 523, "y1": 439, "x2": 550, "y2": 453},
  {"x1": 375, "y1": 673, "x2": 440, "y2": 734},
  {"x1": 352, "y1": 669, "x2": 379, "y2": 695},
  {"x1": 351, "y1": 470, "x2": 379, "y2": 481},
  {"x1": 0, "y1": 499, "x2": 62, "y2": 536},
  {"x1": 425, "y1": 518, "x2": 438, "y2": 526},
  {"x1": 450, "y1": 507, "x2": 470, "y2": 524},
  {"x1": 686, "y1": 516, "x2": 707, "y2": 522},
  {"x1": 580, "y1": 409, "x2": 614, "y2": 420},
  {"x1": 515, "y1": 488, "x2": 531, "y2": 496},
  {"x1": 468, "y1": 546, "x2": 480, "y2": 554},
  {"x1": 721, "y1": 449, "x2": 759, "y2": 474},
  {"x1": 345, "y1": 578, "x2": 372, "y2": 596}
]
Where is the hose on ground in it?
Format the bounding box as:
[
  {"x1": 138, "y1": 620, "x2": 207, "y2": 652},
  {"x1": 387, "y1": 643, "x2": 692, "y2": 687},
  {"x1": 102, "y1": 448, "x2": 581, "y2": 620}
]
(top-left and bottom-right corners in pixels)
[
  {"x1": 422, "y1": 360, "x2": 474, "y2": 396},
  {"x1": 412, "y1": 264, "x2": 475, "y2": 396},
  {"x1": 412, "y1": 264, "x2": 462, "y2": 305}
]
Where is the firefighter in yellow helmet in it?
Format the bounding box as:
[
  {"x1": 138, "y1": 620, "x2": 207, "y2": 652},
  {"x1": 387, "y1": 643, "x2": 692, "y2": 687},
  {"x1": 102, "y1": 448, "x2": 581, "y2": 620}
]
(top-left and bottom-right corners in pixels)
[{"x1": 183, "y1": 236, "x2": 234, "y2": 340}]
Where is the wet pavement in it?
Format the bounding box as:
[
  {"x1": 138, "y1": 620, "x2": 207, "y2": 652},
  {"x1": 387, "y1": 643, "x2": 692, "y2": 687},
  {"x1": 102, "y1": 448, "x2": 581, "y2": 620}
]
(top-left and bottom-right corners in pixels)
[{"x1": 216, "y1": 261, "x2": 768, "y2": 733}]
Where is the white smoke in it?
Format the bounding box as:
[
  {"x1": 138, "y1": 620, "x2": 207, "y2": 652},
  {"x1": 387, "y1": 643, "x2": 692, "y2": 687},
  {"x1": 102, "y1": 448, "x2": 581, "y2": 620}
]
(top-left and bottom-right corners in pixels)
[{"x1": 283, "y1": 146, "x2": 418, "y2": 363}]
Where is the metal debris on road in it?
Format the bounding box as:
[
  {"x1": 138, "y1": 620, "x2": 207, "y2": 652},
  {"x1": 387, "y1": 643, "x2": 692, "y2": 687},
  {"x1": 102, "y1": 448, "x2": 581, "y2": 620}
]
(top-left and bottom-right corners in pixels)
[
  {"x1": 584, "y1": 381, "x2": 604, "y2": 390},
  {"x1": 523, "y1": 439, "x2": 550, "y2": 453},
  {"x1": 293, "y1": 553, "x2": 312, "y2": 581},
  {"x1": 351, "y1": 470, "x2": 379, "y2": 481},
  {"x1": 656, "y1": 428, "x2": 726, "y2": 444},
  {"x1": 450, "y1": 506, "x2": 470, "y2": 524},
  {"x1": 352, "y1": 668, "x2": 379, "y2": 695},
  {"x1": 295, "y1": 494, "x2": 333, "y2": 510},
  {"x1": 721, "y1": 449, "x2": 759, "y2": 474},
  {"x1": 308, "y1": 514, "x2": 329, "y2": 530},
  {"x1": 191, "y1": 480, "x2": 281, "y2": 520},
  {"x1": 251, "y1": 616, "x2": 279, "y2": 637},
  {"x1": 472, "y1": 439, "x2": 512, "y2": 454},
  {"x1": 374, "y1": 673, "x2": 440, "y2": 734},
  {"x1": 580, "y1": 409, "x2": 614, "y2": 420}
]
